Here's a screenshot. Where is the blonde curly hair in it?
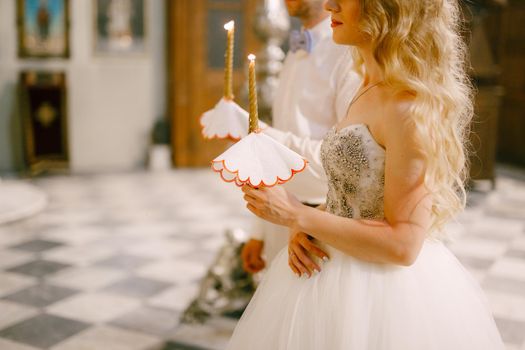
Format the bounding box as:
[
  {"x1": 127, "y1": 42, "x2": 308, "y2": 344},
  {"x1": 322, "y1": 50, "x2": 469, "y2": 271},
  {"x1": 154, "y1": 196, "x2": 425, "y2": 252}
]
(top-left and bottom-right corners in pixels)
[{"x1": 353, "y1": 0, "x2": 474, "y2": 234}]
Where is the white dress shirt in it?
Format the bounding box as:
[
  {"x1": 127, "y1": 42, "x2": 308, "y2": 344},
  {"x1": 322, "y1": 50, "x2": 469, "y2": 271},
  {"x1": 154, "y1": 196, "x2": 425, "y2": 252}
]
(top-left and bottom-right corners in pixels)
[{"x1": 250, "y1": 17, "x2": 361, "y2": 249}]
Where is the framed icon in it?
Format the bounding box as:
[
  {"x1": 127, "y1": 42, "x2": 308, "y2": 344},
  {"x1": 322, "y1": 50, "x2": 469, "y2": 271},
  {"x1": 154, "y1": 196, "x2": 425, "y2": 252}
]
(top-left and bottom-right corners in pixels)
[
  {"x1": 17, "y1": 0, "x2": 70, "y2": 58},
  {"x1": 93, "y1": 0, "x2": 147, "y2": 55}
]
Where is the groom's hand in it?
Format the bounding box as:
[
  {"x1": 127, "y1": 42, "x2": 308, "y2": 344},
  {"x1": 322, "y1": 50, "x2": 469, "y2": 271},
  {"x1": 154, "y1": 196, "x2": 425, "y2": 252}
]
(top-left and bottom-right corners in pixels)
[
  {"x1": 241, "y1": 239, "x2": 266, "y2": 274},
  {"x1": 288, "y1": 231, "x2": 329, "y2": 278}
]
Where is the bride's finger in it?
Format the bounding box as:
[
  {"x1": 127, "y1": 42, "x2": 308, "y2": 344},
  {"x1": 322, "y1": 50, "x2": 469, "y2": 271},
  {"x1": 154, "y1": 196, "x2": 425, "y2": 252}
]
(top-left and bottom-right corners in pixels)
[
  {"x1": 246, "y1": 203, "x2": 259, "y2": 215},
  {"x1": 245, "y1": 187, "x2": 267, "y2": 200},
  {"x1": 243, "y1": 193, "x2": 263, "y2": 205},
  {"x1": 290, "y1": 250, "x2": 310, "y2": 277},
  {"x1": 246, "y1": 204, "x2": 268, "y2": 220},
  {"x1": 291, "y1": 244, "x2": 319, "y2": 274},
  {"x1": 298, "y1": 235, "x2": 329, "y2": 261},
  {"x1": 288, "y1": 258, "x2": 300, "y2": 277},
  {"x1": 245, "y1": 199, "x2": 266, "y2": 212},
  {"x1": 242, "y1": 185, "x2": 263, "y2": 196}
]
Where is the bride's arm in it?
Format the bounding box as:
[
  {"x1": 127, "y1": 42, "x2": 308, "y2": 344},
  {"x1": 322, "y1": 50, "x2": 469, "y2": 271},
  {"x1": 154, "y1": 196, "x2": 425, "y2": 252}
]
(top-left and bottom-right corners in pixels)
[{"x1": 243, "y1": 108, "x2": 431, "y2": 266}]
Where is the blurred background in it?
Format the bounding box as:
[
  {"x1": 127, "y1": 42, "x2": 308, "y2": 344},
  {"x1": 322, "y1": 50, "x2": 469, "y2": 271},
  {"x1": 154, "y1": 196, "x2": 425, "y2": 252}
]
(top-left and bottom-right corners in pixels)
[{"x1": 0, "y1": 0, "x2": 524, "y2": 349}]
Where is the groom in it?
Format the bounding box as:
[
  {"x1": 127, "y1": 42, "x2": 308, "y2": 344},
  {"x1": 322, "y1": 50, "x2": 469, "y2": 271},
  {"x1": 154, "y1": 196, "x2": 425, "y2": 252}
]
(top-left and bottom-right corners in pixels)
[{"x1": 241, "y1": 0, "x2": 360, "y2": 275}]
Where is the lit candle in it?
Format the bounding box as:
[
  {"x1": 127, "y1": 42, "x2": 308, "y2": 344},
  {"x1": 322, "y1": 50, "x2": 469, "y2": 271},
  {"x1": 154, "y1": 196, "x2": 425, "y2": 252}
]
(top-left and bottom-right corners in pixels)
[
  {"x1": 247, "y1": 54, "x2": 259, "y2": 133},
  {"x1": 224, "y1": 20, "x2": 235, "y2": 100}
]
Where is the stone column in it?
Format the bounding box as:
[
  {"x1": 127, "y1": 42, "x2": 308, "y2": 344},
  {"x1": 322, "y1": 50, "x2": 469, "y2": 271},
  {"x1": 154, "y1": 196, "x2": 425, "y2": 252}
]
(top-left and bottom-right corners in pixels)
[{"x1": 245, "y1": 0, "x2": 290, "y2": 124}]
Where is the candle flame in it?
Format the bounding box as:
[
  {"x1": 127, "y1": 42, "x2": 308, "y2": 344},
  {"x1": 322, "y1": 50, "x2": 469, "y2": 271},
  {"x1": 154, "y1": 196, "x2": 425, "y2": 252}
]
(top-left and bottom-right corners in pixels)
[
  {"x1": 248, "y1": 54, "x2": 256, "y2": 61},
  {"x1": 224, "y1": 20, "x2": 234, "y2": 31}
]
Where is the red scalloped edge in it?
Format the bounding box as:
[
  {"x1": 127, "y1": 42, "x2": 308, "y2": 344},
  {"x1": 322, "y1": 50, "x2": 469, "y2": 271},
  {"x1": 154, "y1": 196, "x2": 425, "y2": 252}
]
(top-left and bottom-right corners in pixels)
[
  {"x1": 211, "y1": 158, "x2": 308, "y2": 188},
  {"x1": 199, "y1": 113, "x2": 242, "y2": 142}
]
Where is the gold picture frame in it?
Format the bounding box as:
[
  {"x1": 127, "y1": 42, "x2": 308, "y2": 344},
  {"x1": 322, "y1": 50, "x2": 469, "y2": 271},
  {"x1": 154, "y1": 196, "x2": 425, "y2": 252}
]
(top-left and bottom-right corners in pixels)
[
  {"x1": 17, "y1": 0, "x2": 70, "y2": 59},
  {"x1": 93, "y1": 0, "x2": 148, "y2": 56}
]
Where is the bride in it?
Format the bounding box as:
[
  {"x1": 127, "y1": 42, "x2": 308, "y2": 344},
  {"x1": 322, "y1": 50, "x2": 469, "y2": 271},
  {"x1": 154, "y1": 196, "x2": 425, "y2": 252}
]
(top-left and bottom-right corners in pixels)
[{"x1": 227, "y1": 0, "x2": 505, "y2": 349}]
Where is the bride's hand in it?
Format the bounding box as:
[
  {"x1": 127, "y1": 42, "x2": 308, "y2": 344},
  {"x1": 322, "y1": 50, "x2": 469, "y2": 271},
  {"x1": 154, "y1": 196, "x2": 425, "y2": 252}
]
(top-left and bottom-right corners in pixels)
[
  {"x1": 288, "y1": 230, "x2": 329, "y2": 277},
  {"x1": 242, "y1": 185, "x2": 303, "y2": 228}
]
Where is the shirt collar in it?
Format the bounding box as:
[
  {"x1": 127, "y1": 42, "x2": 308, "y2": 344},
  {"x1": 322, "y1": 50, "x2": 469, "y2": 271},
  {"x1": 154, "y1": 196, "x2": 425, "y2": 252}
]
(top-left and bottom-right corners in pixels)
[{"x1": 303, "y1": 16, "x2": 332, "y2": 50}]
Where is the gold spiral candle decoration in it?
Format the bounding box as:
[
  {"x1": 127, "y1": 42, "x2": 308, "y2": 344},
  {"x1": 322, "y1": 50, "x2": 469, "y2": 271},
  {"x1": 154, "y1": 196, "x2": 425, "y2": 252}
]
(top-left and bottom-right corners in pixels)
[
  {"x1": 223, "y1": 21, "x2": 235, "y2": 100},
  {"x1": 248, "y1": 54, "x2": 259, "y2": 133}
]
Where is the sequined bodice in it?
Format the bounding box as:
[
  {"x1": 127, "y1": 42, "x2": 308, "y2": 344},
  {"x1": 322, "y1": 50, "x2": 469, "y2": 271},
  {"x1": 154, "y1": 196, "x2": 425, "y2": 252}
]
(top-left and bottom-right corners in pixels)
[{"x1": 320, "y1": 124, "x2": 385, "y2": 219}]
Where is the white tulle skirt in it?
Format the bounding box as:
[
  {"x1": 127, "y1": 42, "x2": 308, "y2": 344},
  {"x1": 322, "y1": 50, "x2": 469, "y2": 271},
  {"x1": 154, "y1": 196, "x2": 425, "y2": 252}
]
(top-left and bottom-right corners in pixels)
[{"x1": 227, "y1": 240, "x2": 504, "y2": 350}]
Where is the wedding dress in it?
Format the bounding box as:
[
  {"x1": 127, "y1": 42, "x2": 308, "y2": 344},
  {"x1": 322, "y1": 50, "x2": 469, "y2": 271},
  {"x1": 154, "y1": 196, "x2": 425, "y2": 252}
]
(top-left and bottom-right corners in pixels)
[{"x1": 227, "y1": 124, "x2": 504, "y2": 350}]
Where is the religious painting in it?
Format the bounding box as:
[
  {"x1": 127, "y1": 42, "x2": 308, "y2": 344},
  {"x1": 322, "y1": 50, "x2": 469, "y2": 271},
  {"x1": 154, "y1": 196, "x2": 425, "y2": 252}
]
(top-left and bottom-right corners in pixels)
[
  {"x1": 93, "y1": 0, "x2": 147, "y2": 55},
  {"x1": 17, "y1": 0, "x2": 70, "y2": 58}
]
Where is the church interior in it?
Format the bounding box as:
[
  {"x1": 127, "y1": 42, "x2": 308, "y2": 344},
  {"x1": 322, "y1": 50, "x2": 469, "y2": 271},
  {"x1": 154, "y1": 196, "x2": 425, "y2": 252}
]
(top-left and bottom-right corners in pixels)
[{"x1": 0, "y1": 0, "x2": 525, "y2": 349}]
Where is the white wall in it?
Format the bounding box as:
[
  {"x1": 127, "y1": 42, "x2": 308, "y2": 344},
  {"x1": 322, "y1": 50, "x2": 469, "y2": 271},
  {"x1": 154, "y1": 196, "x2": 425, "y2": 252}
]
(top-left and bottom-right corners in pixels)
[{"x1": 0, "y1": 0, "x2": 166, "y2": 173}]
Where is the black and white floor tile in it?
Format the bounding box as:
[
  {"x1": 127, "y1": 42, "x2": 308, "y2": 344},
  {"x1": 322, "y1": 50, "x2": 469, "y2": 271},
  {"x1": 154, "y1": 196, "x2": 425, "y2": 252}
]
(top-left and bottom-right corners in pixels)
[{"x1": 0, "y1": 167, "x2": 523, "y2": 350}]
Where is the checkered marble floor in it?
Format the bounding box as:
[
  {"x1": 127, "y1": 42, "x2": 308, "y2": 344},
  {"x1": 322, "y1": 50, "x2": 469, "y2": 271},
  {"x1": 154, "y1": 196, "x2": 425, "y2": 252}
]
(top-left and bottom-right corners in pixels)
[{"x1": 0, "y1": 167, "x2": 524, "y2": 350}]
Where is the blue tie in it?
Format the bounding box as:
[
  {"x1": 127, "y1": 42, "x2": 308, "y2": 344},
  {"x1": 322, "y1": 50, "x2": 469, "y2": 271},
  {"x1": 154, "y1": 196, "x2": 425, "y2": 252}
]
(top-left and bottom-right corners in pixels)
[{"x1": 289, "y1": 30, "x2": 312, "y2": 54}]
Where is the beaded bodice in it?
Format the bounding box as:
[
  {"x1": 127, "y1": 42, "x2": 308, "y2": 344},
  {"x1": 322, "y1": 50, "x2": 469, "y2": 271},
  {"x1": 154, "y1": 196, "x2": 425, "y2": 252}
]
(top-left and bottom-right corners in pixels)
[{"x1": 320, "y1": 124, "x2": 385, "y2": 220}]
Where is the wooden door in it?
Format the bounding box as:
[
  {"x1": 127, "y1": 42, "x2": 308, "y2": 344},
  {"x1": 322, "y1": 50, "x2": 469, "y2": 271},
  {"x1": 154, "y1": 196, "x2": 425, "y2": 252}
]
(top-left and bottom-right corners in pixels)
[
  {"x1": 496, "y1": 0, "x2": 525, "y2": 165},
  {"x1": 168, "y1": 0, "x2": 260, "y2": 167}
]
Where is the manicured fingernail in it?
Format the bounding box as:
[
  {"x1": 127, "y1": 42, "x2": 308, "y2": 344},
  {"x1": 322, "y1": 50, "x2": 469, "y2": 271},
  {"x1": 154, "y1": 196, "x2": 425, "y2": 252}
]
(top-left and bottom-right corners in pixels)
[
  {"x1": 313, "y1": 269, "x2": 319, "y2": 275},
  {"x1": 322, "y1": 256, "x2": 329, "y2": 262},
  {"x1": 301, "y1": 273, "x2": 308, "y2": 279}
]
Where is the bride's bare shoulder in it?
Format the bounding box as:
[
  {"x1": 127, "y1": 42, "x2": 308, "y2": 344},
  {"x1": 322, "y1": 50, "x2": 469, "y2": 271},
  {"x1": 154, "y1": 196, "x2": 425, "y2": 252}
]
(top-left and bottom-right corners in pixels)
[
  {"x1": 382, "y1": 91, "x2": 419, "y2": 145},
  {"x1": 384, "y1": 90, "x2": 416, "y2": 122}
]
